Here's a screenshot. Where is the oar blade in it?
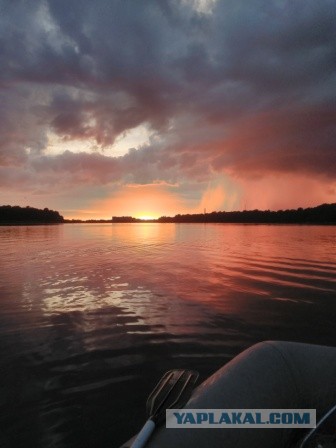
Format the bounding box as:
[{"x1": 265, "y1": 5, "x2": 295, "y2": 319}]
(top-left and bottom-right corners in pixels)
[{"x1": 146, "y1": 369, "x2": 198, "y2": 422}]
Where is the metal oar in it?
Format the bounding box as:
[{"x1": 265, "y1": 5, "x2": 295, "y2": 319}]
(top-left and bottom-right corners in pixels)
[{"x1": 130, "y1": 369, "x2": 199, "y2": 448}]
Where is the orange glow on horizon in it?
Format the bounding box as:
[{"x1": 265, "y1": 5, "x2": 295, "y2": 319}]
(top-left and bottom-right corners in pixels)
[
  {"x1": 61, "y1": 174, "x2": 336, "y2": 221},
  {"x1": 73, "y1": 184, "x2": 190, "y2": 220},
  {"x1": 137, "y1": 215, "x2": 156, "y2": 221}
]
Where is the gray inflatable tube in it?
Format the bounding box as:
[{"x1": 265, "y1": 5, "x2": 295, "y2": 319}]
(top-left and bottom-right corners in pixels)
[{"x1": 122, "y1": 341, "x2": 336, "y2": 448}]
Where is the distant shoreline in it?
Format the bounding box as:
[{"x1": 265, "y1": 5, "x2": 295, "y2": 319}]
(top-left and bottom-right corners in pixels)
[
  {"x1": 0, "y1": 222, "x2": 64, "y2": 226},
  {"x1": 1, "y1": 203, "x2": 335, "y2": 226},
  {"x1": 69, "y1": 221, "x2": 335, "y2": 225},
  {"x1": 1, "y1": 221, "x2": 335, "y2": 227},
  {"x1": 66, "y1": 221, "x2": 336, "y2": 225}
]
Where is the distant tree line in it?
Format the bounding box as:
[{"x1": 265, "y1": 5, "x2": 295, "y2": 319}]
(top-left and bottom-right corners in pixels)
[
  {"x1": 157, "y1": 203, "x2": 336, "y2": 224},
  {"x1": 65, "y1": 219, "x2": 112, "y2": 223},
  {"x1": 0, "y1": 205, "x2": 64, "y2": 224},
  {"x1": 112, "y1": 216, "x2": 141, "y2": 223},
  {"x1": 3, "y1": 203, "x2": 335, "y2": 225}
]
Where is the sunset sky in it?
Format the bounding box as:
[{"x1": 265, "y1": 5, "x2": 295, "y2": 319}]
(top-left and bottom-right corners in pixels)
[{"x1": 0, "y1": 0, "x2": 335, "y2": 219}]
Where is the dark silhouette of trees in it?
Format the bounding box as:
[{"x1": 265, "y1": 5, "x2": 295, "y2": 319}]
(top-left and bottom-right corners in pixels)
[
  {"x1": 3, "y1": 203, "x2": 334, "y2": 225},
  {"x1": 112, "y1": 216, "x2": 141, "y2": 223},
  {"x1": 111, "y1": 216, "x2": 159, "y2": 223},
  {"x1": 157, "y1": 203, "x2": 336, "y2": 224},
  {"x1": 0, "y1": 205, "x2": 64, "y2": 224}
]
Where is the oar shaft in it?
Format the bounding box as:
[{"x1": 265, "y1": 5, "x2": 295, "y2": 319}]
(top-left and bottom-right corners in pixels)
[{"x1": 130, "y1": 419, "x2": 155, "y2": 448}]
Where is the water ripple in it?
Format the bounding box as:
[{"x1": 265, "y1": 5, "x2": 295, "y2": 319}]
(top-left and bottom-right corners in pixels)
[{"x1": 0, "y1": 224, "x2": 335, "y2": 448}]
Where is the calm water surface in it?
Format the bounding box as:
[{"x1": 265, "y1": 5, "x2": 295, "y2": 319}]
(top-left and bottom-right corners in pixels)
[{"x1": 0, "y1": 224, "x2": 335, "y2": 447}]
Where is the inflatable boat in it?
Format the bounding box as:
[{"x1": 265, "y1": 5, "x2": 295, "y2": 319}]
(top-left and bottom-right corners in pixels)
[{"x1": 121, "y1": 341, "x2": 336, "y2": 448}]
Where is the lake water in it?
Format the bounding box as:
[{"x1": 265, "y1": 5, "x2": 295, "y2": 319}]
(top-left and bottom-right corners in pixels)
[{"x1": 0, "y1": 223, "x2": 335, "y2": 448}]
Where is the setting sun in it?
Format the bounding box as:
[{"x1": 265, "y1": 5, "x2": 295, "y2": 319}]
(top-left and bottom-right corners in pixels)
[
  {"x1": 137, "y1": 215, "x2": 156, "y2": 221},
  {"x1": 1, "y1": 2, "x2": 336, "y2": 448}
]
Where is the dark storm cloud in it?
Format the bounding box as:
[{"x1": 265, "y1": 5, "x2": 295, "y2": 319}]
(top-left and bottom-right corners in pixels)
[{"x1": 0, "y1": 0, "x2": 335, "y2": 190}]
